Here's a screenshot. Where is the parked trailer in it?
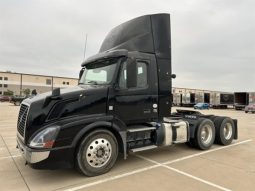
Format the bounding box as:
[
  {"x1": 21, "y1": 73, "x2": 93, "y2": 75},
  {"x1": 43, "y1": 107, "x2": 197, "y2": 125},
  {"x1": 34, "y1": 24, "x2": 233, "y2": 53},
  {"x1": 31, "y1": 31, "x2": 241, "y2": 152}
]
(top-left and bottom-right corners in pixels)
[
  {"x1": 234, "y1": 92, "x2": 248, "y2": 110},
  {"x1": 234, "y1": 92, "x2": 255, "y2": 110},
  {"x1": 173, "y1": 93, "x2": 181, "y2": 106},
  {"x1": 173, "y1": 90, "x2": 211, "y2": 106},
  {"x1": 210, "y1": 92, "x2": 234, "y2": 109},
  {"x1": 16, "y1": 14, "x2": 238, "y2": 176},
  {"x1": 195, "y1": 92, "x2": 204, "y2": 104},
  {"x1": 182, "y1": 93, "x2": 196, "y2": 107},
  {"x1": 249, "y1": 92, "x2": 255, "y2": 104}
]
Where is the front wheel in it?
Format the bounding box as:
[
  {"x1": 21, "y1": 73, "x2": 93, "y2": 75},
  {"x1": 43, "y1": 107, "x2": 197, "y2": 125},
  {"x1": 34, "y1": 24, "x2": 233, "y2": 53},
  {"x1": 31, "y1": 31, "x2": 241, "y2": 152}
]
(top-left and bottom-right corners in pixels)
[{"x1": 76, "y1": 129, "x2": 118, "y2": 176}]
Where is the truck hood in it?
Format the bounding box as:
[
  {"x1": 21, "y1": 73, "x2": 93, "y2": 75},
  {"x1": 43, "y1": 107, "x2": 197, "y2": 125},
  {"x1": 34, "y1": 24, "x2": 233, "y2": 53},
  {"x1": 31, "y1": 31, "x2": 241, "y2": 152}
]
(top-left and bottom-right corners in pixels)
[
  {"x1": 24, "y1": 85, "x2": 107, "y2": 106},
  {"x1": 22, "y1": 85, "x2": 109, "y2": 141}
]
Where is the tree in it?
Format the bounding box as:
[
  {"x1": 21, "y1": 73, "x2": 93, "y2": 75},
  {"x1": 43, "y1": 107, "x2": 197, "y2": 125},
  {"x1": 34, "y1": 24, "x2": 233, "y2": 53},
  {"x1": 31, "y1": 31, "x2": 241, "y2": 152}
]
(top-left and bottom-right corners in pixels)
[
  {"x1": 23, "y1": 88, "x2": 31, "y2": 96},
  {"x1": 4, "y1": 89, "x2": 14, "y2": 96}
]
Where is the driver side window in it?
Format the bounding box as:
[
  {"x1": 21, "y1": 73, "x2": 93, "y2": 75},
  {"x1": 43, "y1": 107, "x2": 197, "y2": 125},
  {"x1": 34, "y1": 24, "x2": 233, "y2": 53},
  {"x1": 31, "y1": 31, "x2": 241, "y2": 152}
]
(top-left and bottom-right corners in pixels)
[{"x1": 118, "y1": 61, "x2": 148, "y2": 89}]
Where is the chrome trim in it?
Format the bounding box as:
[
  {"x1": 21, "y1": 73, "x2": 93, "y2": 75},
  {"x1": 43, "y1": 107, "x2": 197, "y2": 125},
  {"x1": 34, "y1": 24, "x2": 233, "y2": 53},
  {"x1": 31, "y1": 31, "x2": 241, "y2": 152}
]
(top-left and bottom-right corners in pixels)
[
  {"x1": 131, "y1": 145, "x2": 158, "y2": 152},
  {"x1": 17, "y1": 132, "x2": 24, "y2": 141},
  {"x1": 201, "y1": 124, "x2": 213, "y2": 145},
  {"x1": 17, "y1": 138, "x2": 50, "y2": 163},
  {"x1": 173, "y1": 121, "x2": 189, "y2": 144},
  {"x1": 127, "y1": 127, "x2": 156, "y2": 132},
  {"x1": 224, "y1": 123, "x2": 233, "y2": 140},
  {"x1": 162, "y1": 122, "x2": 173, "y2": 146},
  {"x1": 30, "y1": 151, "x2": 50, "y2": 163},
  {"x1": 17, "y1": 102, "x2": 30, "y2": 141}
]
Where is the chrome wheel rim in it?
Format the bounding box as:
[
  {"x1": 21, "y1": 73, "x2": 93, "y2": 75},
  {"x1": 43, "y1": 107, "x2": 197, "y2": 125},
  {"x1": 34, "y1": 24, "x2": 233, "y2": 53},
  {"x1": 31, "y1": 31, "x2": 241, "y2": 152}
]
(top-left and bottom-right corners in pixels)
[
  {"x1": 86, "y1": 138, "x2": 112, "y2": 168},
  {"x1": 224, "y1": 123, "x2": 232, "y2": 140},
  {"x1": 201, "y1": 125, "x2": 213, "y2": 145}
]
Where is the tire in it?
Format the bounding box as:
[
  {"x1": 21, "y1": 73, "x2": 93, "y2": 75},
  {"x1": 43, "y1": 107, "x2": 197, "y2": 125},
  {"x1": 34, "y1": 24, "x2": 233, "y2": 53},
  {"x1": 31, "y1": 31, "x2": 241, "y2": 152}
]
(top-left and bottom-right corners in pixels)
[
  {"x1": 209, "y1": 116, "x2": 218, "y2": 122},
  {"x1": 186, "y1": 141, "x2": 196, "y2": 148},
  {"x1": 15, "y1": 101, "x2": 21, "y2": 106},
  {"x1": 214, "y1": 117, "x2": 235, "y2": 145},
  {"x1": 76, "y1": 129, "x2": 118, "y2": 176},
  {"x1": 245, "y1": 111, "x2": 248, "y2": 113},
  {"x1": 190, "y1": 118, "x2": 215, "y2": 150}
]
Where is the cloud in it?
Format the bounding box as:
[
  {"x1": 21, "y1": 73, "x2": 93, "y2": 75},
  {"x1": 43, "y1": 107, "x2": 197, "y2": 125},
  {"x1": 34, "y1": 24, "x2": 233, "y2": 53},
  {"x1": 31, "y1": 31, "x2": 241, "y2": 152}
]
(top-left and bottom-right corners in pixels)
[{"x1": 0, "y1": 0, "x2": 254, "y2": 91}]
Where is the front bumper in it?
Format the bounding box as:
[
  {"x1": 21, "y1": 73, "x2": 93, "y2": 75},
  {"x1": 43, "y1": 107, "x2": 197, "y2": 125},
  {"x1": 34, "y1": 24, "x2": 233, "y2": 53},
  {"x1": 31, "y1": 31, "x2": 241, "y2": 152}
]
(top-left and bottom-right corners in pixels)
[
  {"x1": 17, "y1": 137, "x2": 50, "y2": 164},
  {"x1": 16, "y1": 136, "x2": 74, "y2": 169}
]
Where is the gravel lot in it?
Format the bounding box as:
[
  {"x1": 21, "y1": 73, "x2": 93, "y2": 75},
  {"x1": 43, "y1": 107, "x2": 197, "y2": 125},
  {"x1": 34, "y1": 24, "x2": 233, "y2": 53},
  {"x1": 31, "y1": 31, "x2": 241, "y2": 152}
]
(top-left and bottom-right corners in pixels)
[{"x1": 0, "y1": 102, "x2": 254, "y2": 191}]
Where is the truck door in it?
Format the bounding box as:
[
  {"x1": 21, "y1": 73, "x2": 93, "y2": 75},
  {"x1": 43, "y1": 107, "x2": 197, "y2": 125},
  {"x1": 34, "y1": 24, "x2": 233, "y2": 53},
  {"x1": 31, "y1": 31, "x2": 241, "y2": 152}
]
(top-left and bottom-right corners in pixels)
[{"x1": 113, "y1": 56, "x2": 158, "y2": 124}]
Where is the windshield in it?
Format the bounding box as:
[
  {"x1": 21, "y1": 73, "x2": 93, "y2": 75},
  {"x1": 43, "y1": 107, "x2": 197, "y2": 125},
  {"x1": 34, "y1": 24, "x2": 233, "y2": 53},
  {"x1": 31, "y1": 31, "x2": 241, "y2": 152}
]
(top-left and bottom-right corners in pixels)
[{"x1": 79, "y1": 58, "x2": 119, "y2": 85}]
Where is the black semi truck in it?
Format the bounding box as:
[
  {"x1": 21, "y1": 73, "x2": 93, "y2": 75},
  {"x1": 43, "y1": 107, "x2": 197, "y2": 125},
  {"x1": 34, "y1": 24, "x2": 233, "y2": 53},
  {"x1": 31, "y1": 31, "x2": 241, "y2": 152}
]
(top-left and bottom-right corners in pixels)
[{"x1": 17, "y1": 14, "x2": 238, "y2": 176}]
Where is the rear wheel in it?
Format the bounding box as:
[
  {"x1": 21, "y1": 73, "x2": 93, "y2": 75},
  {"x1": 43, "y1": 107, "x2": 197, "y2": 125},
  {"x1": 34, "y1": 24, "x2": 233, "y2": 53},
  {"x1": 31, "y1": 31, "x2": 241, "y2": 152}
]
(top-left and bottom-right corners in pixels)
[
  {"x1": 76, "y1": 129, "x2": 118, "y2": 176},
  {"x1": 214, "y1": 117, "x2": 235, "y2": 145},
  {"x1": 190, "y1": 118, "x2": 215, "y2": 150}
]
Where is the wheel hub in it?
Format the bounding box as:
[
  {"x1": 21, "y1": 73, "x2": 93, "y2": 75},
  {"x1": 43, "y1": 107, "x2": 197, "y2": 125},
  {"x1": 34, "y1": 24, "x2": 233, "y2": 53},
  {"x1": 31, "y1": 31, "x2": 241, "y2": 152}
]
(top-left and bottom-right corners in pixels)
[
  {"x1": 201, "y1": 125, "x2": 213, "y2": 145},
  {"x1": 86, "y1": 138, "x2": 112, "y2": 168},
  {"x1": 223, "y1": 123, "x2": 233, "y2": 140},
  {"x1": 96, "y1": 148, "x2": 104, "y2": 157}
]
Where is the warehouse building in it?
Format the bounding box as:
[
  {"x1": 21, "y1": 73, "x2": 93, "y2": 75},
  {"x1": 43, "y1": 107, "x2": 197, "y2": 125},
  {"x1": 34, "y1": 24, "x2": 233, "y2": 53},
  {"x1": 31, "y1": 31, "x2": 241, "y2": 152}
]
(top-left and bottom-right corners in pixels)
[{"x1": 0, "y1": 71, "x2": 78, "y2": 96}]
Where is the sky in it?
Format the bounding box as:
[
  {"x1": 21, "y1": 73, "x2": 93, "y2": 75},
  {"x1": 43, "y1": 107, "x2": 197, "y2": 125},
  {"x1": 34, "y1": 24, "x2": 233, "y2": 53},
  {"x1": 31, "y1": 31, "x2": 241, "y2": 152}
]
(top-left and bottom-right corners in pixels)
[{"x1": 0, "y1": 0, "x2": 254, "y2": 92}]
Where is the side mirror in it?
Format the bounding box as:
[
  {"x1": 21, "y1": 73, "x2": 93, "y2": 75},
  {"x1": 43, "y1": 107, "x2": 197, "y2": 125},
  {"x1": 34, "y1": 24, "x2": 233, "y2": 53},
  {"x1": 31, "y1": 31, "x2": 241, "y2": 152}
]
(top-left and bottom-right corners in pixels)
[
  {"x1": 79, "y1": 68, "x2": 85, "y2": 80},
  {"x1": 52, "y1": 88, "x2": 60, "y2": 97},
  {"x1": 171, "y1": 74, "x2": 176, "y2": 79}
]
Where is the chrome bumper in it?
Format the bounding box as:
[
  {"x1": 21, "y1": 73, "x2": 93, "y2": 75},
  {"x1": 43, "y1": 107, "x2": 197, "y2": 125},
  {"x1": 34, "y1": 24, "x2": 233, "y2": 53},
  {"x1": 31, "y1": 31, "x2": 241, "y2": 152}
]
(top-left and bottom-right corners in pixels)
[{"x1": 17, "y1": 137, "x2": 50, "y2": 164}]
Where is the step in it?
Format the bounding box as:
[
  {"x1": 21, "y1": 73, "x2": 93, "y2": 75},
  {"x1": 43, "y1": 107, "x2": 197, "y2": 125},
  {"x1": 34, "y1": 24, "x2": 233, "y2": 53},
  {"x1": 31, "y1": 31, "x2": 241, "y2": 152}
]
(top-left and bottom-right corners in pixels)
[
  {"x1": 127, "y1": 126, "x2": 156, "y2": 133},
  {"x1": 130, "y1": 145, "x2": 158, "y2": 152}
]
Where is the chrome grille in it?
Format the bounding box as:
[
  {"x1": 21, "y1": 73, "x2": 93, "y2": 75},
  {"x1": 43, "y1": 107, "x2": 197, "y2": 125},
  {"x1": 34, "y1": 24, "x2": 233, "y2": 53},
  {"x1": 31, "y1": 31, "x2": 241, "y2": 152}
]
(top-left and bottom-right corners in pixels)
[{"x1": 17, "y1": 104, "x2": 29, "y2": 138}]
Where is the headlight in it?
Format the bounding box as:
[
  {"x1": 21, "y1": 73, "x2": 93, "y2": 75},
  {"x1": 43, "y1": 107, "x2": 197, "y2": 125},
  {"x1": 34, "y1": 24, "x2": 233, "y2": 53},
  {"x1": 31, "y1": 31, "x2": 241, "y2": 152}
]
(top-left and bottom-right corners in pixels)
[{"x1": 29, "y1": 126, "x2": 60, "y2": 148}]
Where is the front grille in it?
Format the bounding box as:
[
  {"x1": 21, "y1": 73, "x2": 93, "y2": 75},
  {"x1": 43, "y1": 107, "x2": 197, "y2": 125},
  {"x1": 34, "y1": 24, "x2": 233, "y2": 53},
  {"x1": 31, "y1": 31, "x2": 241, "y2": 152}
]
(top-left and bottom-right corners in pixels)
[{"x1": 17, "y1": 104, "x2": 29, "y2": 138}]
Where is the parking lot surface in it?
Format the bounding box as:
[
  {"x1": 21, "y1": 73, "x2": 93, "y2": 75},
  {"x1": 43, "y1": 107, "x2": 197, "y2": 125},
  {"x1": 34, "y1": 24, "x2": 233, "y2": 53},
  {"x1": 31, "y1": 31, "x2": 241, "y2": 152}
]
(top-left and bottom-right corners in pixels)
[{"x1": 0, "y1": 102, "x2": 254, "y2": 191}]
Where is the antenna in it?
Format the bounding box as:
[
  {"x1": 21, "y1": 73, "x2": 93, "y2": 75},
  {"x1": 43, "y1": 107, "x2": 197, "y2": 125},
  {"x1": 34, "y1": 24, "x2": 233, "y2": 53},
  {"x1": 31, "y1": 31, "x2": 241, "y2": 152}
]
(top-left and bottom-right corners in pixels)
[{"x1": 83, "y1": 34, "x2": 88, "y2": 61}]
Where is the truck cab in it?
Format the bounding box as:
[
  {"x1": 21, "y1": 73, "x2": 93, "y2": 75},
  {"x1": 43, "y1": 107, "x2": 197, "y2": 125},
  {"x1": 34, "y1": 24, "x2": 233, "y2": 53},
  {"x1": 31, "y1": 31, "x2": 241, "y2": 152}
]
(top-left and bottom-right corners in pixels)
[{"x1": 17, "y1": 14, "x2": 238, "y2": 176}]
